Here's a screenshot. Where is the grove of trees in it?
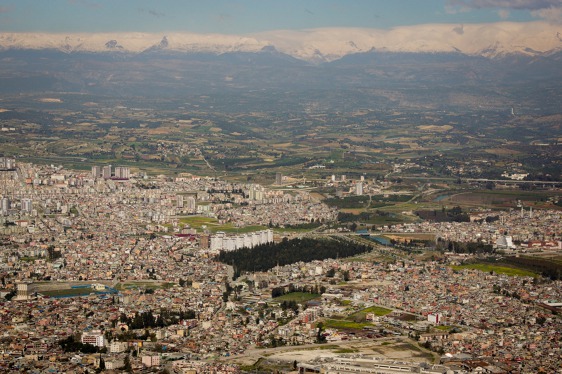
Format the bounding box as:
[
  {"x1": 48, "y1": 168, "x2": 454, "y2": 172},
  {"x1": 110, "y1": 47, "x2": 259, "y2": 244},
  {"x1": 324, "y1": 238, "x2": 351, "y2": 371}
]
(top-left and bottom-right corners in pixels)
[{"x1": 216, "y1": 237, "x2": 371, "y2": 278}]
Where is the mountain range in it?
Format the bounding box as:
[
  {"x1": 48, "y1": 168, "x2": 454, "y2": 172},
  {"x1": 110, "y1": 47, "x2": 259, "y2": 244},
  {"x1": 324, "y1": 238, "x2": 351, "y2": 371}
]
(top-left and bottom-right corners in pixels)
[
  {"x1": 1, "y1": 21, "x2": 561, "y2": 62},
  {"x1": 0, "y1": 22, "x2": 561, "y2": 112}
]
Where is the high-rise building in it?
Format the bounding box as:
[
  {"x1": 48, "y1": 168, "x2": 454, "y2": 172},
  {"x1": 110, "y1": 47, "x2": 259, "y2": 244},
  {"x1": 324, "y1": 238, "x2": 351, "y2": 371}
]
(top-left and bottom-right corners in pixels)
[
  {"x1": 1, "y1": 197, "x2": 10, "y2": 215},
  {"x1": 248, "y1": 185, "x2": 264, "y2": 201},
  {"x1": 176, "y1": 195, "x2": 184, "y2": 208},
  {"x1": 102, "y1": 165, "x2": 112, "y2": 179},
  {"x1": 91, "y1": 165, "x2": 101, "y2": 179},
  {"x1": 275, "y1": 172, "x2": 283, "y2": 185},
  {"x1": 114, "y1": 166, "x2": 130, "y2": 179},
  {"x1": 21, "y1": 198, "x2": 32, "y2": 213},
  {"x1": 186, "y1": 196, "x2": 196, "y2": 211},
  {"x1": 355, "y1": 182, "x2": 363, "y2": 196},
  {"x1": 0, "y1": 157, "x2": 15, "y2": 170}
]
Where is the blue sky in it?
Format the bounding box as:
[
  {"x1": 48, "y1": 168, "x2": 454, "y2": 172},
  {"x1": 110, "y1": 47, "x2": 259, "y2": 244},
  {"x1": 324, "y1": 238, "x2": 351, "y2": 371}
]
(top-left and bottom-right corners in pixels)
[{"x1": 0, "y1": 0, "x2": 559, "y2": 33}]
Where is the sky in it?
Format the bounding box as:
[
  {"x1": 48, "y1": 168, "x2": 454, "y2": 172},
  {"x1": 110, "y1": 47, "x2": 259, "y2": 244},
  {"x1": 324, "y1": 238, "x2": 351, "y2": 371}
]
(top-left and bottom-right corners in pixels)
[{"x1": 0, "y1": 0, "x2": 560, "y2": 34}]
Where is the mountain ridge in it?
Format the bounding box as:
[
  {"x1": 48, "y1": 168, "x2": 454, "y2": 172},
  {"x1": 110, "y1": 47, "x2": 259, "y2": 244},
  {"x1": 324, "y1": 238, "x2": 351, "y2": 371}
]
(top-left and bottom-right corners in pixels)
[{"x1": 1, "y1": 21, "x2": 561, "y2": 62}]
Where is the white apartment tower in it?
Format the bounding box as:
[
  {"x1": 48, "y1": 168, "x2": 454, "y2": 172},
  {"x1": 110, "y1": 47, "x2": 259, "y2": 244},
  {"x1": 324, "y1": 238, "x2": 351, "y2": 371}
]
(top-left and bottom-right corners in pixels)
[
  {"x1": 114, "y1": 166, "x2": 130, "y2": 179},
  {"x1": 91, "y1": 165, "x2": 101, "y2": 179},
  {"x1": 21, "y1": 198, "x2": 33, "y2": 213},
  {"x1": 355, "y1": 182, "x2": 363, "y2": 196},
  {"x1": 1, "y1": 197, "x2": 10, "y2": 215},
  {"x1": 102, "y1": 165, "x2": 112, "y2": 179}
]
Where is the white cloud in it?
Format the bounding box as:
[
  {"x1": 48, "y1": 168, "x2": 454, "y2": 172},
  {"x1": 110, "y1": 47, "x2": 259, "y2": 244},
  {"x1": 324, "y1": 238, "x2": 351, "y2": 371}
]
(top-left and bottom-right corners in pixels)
[
  {"x1": 447, "y1": 0, "x2": 562, "y2": 10},
  {"x1": 1, "y1": 21, "x2": 560, "y2": 62},
  {"x1": 446, "y1": 0, "x2": 562, "y2": 23},
  {"x1": 531, "y1": 6, "x2": 562, "y2": 23}
]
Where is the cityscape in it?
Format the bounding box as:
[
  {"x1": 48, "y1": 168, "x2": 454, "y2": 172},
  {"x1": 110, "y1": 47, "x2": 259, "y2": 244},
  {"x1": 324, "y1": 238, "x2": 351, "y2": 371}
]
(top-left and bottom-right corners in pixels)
[
  {"x1": 1, "y1": 0, "x2": 562, "y2": 373},
  {"x1": 0, "y1": 156, "x2": 560, "y2": 373}
]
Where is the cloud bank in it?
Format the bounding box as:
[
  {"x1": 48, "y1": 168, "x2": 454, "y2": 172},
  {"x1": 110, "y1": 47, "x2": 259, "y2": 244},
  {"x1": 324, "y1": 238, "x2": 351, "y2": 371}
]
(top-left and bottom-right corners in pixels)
[
  {"x1": 447, "y1": 0, "x2": 562, "y2": 10},
  {"x1": 447, "y1": 0, "x2": 562, "y2": 23},
  {"x1": 1, "y1": 21, "x2": 560, "y2": 62}
]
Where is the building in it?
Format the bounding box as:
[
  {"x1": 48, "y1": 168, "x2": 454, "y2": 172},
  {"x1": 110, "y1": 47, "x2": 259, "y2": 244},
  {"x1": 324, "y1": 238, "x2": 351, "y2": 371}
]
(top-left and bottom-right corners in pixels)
[
  {"x1": 0, "y1": 157, "x2": 15, "y2": 170},
  {"x1": 13, "y1": 282, "x2": 34, "y2": 301},
  {"x1": 355, "y1": 182, "x2": 363, "y2": 196},
  {"x1": 186, "y1": 196, "x2": 196, "y2": 211},
  {"x1": 1, "y1": 197, "x2": 10, "y2": 215},
  {"x1": 102, "y1": 165, "x2": 112, "y2": 180},
  {"x1": 21, "y1": 198, "x2": 32, "y2": 214},
  {"x1": 114, "y1": 166, "x2": 130, "y2": 179},
  {"x1": 81, "y1": 330, "x2": 105, "y2": 347},
  {"x1": 298, "y1": 357, "x2": 450, "y2": 374},
  {"x1": 199, "y1": 235, "x2": 209, "y2": 249},
  {"x1": 496, "y1": 235, "x2": 515, "y2": 249},
  {"x1": 91, "y1": 165, "x2": 101, "y2": 179},
  {"x1": 275, "y1": 172, "x2": 283, "y2": 185},
  {"x1": 142, "y1": 354, "x2": 161, "y2": 367},
  {"x1": 248, "y1": 185, "x2": 264, "y2": 201},
  {"x1": 210, "y1": 229, "x2": 274, "y2": 251},
  {"x1": 109, "y1": 341, "x2": 128, "y2": 353},
  {"x1": 428, "y1": 313, "x2": 443, "y2": 324}
]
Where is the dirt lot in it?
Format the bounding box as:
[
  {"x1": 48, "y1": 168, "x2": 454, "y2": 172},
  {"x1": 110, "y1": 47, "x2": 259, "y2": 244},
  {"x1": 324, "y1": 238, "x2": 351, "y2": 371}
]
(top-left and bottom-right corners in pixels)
[{"x1": 221, "y1": 337, "x2": 437, "y2": 368}]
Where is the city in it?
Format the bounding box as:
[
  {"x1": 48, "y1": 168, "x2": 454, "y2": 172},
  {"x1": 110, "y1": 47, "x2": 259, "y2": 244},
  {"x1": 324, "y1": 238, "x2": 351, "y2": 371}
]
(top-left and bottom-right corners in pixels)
[
  {"x1": 0, "y1": 159, "x2": 560, "y2": 373},
  {"x1": 1, "y1": 1, "x2": 562, "y2": 373}
]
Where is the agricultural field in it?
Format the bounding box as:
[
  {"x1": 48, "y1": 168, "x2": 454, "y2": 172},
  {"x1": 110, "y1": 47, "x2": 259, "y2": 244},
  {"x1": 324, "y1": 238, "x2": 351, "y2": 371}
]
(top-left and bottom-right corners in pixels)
[
  {"x1": 451, "y1": 263, "x2": 537, "y2": 277},
  {"x1": 443, "y1": 190, "x2": 561, "y2": 210},
  {"x1": 272, "y1": 292, "x2": 320, "y2": 303}
]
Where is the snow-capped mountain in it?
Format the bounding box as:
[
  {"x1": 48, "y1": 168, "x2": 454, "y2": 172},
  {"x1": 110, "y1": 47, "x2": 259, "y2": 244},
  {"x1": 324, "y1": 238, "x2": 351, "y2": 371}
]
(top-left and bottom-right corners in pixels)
[{"x1": 0, "y1": 21, "x2": 560, "y2": 62}]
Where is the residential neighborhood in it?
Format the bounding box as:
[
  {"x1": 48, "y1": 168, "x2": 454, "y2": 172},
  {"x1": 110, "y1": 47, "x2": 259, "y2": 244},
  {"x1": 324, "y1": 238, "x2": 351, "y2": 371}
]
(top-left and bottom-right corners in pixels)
[{"x1": 0, "y1": 162, "x2": 561, "y2": 373}]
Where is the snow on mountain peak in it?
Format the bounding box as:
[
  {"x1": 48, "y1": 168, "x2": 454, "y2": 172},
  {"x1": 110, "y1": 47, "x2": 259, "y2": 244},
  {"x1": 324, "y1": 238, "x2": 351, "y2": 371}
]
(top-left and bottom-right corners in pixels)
[{"x1": 0, "y1": 21, "x2": 560, "y2": 61}]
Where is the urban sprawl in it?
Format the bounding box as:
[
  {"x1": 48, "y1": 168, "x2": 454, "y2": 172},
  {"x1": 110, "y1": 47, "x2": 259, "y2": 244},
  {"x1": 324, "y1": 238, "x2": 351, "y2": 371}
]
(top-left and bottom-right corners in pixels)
[{"x1": 0, "y1": 159, "x2": 561, "y2": 373}]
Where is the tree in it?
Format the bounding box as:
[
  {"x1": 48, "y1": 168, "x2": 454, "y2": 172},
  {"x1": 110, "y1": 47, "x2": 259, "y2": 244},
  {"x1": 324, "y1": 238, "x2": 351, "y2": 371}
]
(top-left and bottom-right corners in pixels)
[
  {"x1": 316, "y1": 322, "x2": 327, "y2": 344},
  {"x1": 98, "y1": 355, "x2": 105, "y2": 371},
  {"x1": 123, "y1": 355, "x2": 132, "y2": 372},
  {"x1": 4, "y1": 289, "x2": 16, "y2": 301}
]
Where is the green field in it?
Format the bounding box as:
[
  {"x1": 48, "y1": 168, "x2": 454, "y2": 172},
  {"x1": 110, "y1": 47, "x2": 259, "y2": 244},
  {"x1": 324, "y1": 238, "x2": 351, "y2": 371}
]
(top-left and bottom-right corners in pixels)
[
  {"x1": 177, "y1": 216, "x2": 266, "y2": 233},
  {"x1": 451, "y1": 263, "x2": 536, "y2": 277},
  {"x1": 273, "y1": 292, "x2": 320, "y2": 303},
  {"x1": 350, "y1": 306, "x2": 393, "y2": 320},
  {"x1": 323, "y1": 319, "x2": 374, "y2": 330}
]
